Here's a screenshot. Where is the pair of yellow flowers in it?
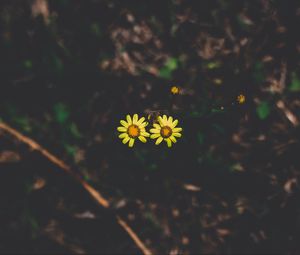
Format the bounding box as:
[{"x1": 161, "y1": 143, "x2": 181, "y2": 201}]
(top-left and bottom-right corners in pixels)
[{"x1": 117, "y1": 114, "x2": 182, "y2": 147}]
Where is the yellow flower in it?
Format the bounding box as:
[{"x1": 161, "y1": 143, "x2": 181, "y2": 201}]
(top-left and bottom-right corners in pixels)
[
  {"x1": 171, "y1": 86, "x2": 180, "y2": 95},
  {"x1": 149, "y1": 115, "x2": 182, "y2": 147},
  {"x1": 237, "y1": 94, "x2": 246, "y2": 104},
  {"x1": 117, "y1": 114, "x2": 150, "y2": 147}
]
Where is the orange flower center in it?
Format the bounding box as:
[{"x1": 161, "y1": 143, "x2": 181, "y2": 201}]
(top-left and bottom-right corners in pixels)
[
  {"x1": 160, "y1": 126, "x2": 172, "y2": 138},
  {"x1": 127, "y1": 124, "x2": 140, "y2": 138}
]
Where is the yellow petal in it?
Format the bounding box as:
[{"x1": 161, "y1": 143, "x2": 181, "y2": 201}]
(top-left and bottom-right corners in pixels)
[
  {"x1": 171, "y1": 119, "x2": 178, "y2": 128},
  {"x1": 120, "y1": 120, "x2": 129, "y2": 127},
  {"x1": 133, "y1": 114, "x2": 138, "y2": 124},
  {"x1": 138, "y1": 136, "x2": 147, "y2": 143},
  {"x1": 173, "y1": 127, "x2": 182, "y2": 133},
  {"x1": 140, "y1": 121, "x2": 148, "y2": 128},
  {"x1": 128, "y1": 138, "x2": 135, "y2": 147},
  {"x1": 153, "y1": 123, "x2": 161, "y2": 129},
  {"x1": 150, "y1": 128, "x2": 160, "y2": 134},
  {"x1": 117, "y1": 126, "x2": 127, "y2": 132},
  {"x1": 141, "y1": 131, "x2": 150, "y2": 137},
  {"x1": 173, "y1": 132, "x2": 181, "y2": 138},
  {"x1": 166, "y1": 138, "x2": 172, "y2": 147},
  {"x1": 170, "y1": 135, "x2": 177, "y2": 143},
  {"x1": 168, "y1": 116, "x2": 173, "y2": 126},
  {"x1": 136, "y1": 117, "x2": 145, "y2": 125},
  {"x1": 162, "y1": 115, "x2": 168, "y2": 124},
  {"x1": 150, "y1": 133, "x2": 160, "y2": 139},
  {"x1": 119, "y1": 133, "x2": 128, "y2": 139},
  {"x1": 122, "y1": 136, "x2": 130, "y2": 144},
  {"x1": 158, "y1": 116, "x2": 164, "y2": 125},
  {"x1": 126, "y1": 115, "x2": 132, "y2": 125},
  {"x1": 155, "y1": 137, "x2": 163, "y2": 145}
]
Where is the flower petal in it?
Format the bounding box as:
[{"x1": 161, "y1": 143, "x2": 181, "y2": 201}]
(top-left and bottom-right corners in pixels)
[
  {"x1": 119, "y1": 133, "x2": 128, "y2": 139},
  {"x1": 117, "y1": 126, "x2": 127, "y2": 132},
  {"x1": 150, "y1": 128, "x2": 160, "y2": 133},
  {"x1": 120, "y1": 120, "x2": 129, "y2": 127},
  {"x1": 141, "y1": 131, "x2": 150, "y2": 137},
  {"x1": 162, "y1": 115, "x2": 168, "y2": 125},
  {"x1": 133, "y1": 114, "x2": 138, "y2": 124},
  {"x1": 128, "y1": 138, "x2": 135, "y2": 147},
  {"x1": 170, "y1": 135, "x2": 177, "y2": 143},
  {"x1": 140, "y1": 121, "x2": 148, "y2": 128},
  {"x1": 122, "y1": 136, "x2": 130, "y2": 144},
  {"x1": 165, "y1": 138, "x2": 172, "y2": 147},
  {"x1": 126, "y1": 115, "x2": 132, "y2": 125},
  {"x1": 173, "y1": 132, "x2": 182, "y2": 138},
  {"x1": 171, "y1": 119, "x2": 178, "y2": 128},
  {"x1": 173, "y1": 127, "x2": 182, "y2": 133},
  {"x1": 158, "y1": 116, "x2": 164, "y2": 125},
  {"x1": 155, "y1": 137, "x2": 163, "y2": 145},
  {"x1": 150, "y1": 133, "x2": 160, "y2": 139},
  {"x1": 138, "y1": 136, "x2": 147, "y2": 143},
  {"x1": 168, "y1": 116, "x2": 173, "y2": 125},
  {"x1": 136, "y1": 117, "x2": 145, "y2": 125},
  {"x1": 153, "y1": 123, "x2": 161, "y2": 129}
]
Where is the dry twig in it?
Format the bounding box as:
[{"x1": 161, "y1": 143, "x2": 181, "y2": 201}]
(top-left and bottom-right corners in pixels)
[{"x1": 0, "y1": 121, "x2": 152, "y2": 255}]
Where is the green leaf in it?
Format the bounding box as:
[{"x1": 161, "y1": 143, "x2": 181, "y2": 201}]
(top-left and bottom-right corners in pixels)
[
  {"x1": 14, "y1": 116, "x2": 32, "y2": 132},
  {"x1": 64, "y1": 144, "x2": 77, "y2": 157},
  {"x1": 158, "y1": 67, "x2": 172, "y2": 79},
  {"x1": 69, "y1": 122, "x2": 82, "y2": 139},
  {"x1": 54, "y1": 103, "x2": 69, "y2": 124},
  {"x1": 165, "y1": 57, "x2": 178, "y2": 71},
  {"x1": 289, "y1": 72, "x2": 300, "y2": 92},
  {"x1": 158, "y1": 57, "x2": 178, "y2": 79},
  {"x1": 256, "y1": 101, "x2": 270, "y2": 120}
]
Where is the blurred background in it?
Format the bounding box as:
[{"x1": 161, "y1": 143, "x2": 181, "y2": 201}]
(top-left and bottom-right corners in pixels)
[{"x1": 1, "y1": 0, "x2": 300, "y2": 254}]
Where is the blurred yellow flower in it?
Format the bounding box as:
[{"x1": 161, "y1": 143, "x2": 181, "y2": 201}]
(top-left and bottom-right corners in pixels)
[
  {"x1": 150, "y1": 115, "x2": 182, "y2": 147},
  {"x1": 237, "y1": 94, "x2": 246, "y2": 104},
  {"x1": 117, "y1": 114, "x2": 150, "y2": 147},
  {"x1": 171, "y1": 86, "x2": 180, "y2": 95}
]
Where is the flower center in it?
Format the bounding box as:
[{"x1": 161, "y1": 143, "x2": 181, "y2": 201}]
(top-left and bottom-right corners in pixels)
[
  {"x1": 127, "y1": 124, "x2": 140, "y2": 138},
  {"x1": 160, "y1": 126, "x2": 172, "y2": 138}
]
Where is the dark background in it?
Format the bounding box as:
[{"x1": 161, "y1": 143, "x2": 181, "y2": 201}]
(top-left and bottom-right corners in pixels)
[{"x1": 1, "y1": 0, "x2": 300, "y2": 254}]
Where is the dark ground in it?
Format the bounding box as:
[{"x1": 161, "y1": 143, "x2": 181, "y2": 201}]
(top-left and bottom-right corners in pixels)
[{"x1": 1, "y1": 0, "x2": 300, "y2": 254}]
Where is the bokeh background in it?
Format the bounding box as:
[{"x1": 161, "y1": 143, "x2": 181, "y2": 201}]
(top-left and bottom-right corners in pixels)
[{"x1": 1, "y1": 0, "x2": 300, "y2": 254}]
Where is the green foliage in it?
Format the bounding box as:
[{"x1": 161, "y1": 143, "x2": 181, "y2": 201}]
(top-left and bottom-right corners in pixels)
[
  {"x1": 69, "y1": 122, "x2": 83, "y2": 139},
  {"x1": 158, "y1": 57, "x2": 178, "y2": 79},
  {"x1": 64, "y1": 143, "x2": 77, "y2": 157},
  {"x1": 13, "y1": 116, "x2": 32, "y2": 132},
  {"x1": 256, "y1": 101, "x2": 270, "y2": 120},
  {"x1": 54, "y1": 103, "x2": 69, "y2": 124},
  {"x1": 289, "y1": 72, "x2": 300, "y2": 92}
]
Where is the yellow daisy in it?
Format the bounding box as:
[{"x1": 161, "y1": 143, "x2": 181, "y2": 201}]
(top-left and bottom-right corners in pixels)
[
  {"x1": 149, "y1": 115, "x2": 182, "y2": 147},
  {"x1": 117, "y1": 114, "x2": 150, "y2": 147},
  {"x1": 237, "y1": 94, "x2": 246, "y2": 104},
  {"x1": 171, "y1": 86, "x2": 180, "y2": 95}
]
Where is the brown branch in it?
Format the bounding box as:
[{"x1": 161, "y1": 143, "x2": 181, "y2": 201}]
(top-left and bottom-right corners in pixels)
[
  {"x1": 0, "y1": 121, "x2": 152, "y2": 255},
  {"x1": 276, "y1": 100, "x2": 299, "y2": 127}
]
